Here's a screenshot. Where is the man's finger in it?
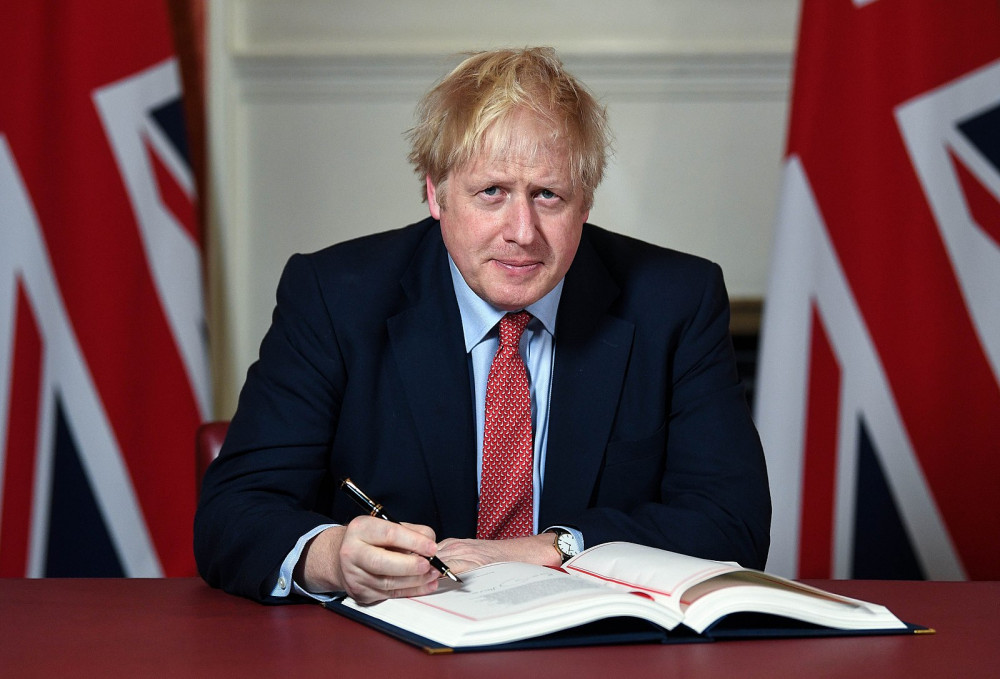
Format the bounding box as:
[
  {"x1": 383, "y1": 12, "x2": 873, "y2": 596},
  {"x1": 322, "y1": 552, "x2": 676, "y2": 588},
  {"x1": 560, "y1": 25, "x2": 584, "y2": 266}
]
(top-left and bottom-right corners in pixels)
[{"x1": 349, "y1": 516, "x2": 438, "y2": 557}]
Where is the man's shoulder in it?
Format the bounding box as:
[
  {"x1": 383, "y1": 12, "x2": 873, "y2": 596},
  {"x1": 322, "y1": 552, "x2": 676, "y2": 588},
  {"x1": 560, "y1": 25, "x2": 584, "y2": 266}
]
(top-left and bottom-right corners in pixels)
[
  {"x1": 573, "y1": 224, "x2": 729, "y2": 333},
  {"x1": 305, "y1": 217, "x2": 439, "y2": 269},
  {"x1": 580, "y1": 223, "x2": 719, "y2": 281},
  {"x1": 275, "y1": 217, "x2": 444, "y2": 312}
]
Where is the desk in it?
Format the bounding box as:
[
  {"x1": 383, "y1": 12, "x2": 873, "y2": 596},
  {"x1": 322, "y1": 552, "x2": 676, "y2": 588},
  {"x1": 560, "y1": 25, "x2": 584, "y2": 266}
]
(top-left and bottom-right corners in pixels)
[{"x1": 1, "y1": 578, "x2": 996, "y2": 677}]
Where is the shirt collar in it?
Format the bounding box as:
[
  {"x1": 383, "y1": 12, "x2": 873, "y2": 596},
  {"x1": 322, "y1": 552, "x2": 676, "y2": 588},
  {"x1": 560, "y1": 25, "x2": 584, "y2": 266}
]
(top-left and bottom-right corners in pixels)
[{"x1": 448, "y1": 255, "x2": 563, "y2": 352}]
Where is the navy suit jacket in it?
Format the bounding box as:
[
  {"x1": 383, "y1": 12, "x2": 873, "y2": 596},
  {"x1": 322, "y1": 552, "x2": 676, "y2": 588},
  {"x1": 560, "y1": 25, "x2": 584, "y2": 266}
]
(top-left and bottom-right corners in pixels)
[{"x1": 194, "y1": 218, "x2": 770, "y2": 601}]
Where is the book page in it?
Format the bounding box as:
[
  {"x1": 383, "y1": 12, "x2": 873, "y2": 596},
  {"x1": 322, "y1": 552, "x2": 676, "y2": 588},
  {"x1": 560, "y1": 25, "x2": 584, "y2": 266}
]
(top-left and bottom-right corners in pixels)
[
  {"x1": 413, "y1": 563, "x2": 610, "y2": 620},
  {"x1": 564, "y1": 542, "x2": 904, "y2": 634},
  {"x1": 680, "y1": 571, "x2": 906, "y2": 633},
  {"x1": 564, "y1": 542, "x2": 741, "y2": 614},
  {"x1": 340, "y1": 561, "x2": 681, "y2": 647}
]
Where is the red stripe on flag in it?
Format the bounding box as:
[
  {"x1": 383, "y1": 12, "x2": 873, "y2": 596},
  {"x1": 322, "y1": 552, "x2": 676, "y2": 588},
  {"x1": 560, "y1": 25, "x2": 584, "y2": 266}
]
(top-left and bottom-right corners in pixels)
[
  {"x1": 950, "y1": 150, "x2": 1000, "y2": 249},
  {"x1": 797, "y1": 305, "x2": 841, "y2": 579},
  {"x1": 0, "y1": 282, "x2": 44, "y2": 577},
  {"x1": 146, "y1": 137, "x2": 199, "y2": 247}
]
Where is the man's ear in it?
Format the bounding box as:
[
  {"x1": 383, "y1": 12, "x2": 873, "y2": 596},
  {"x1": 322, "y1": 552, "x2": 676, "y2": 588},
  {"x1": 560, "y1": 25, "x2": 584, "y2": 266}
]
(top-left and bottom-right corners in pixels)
[{"x1": 426, "y1": 174, "x2": 442, "y2": 219}]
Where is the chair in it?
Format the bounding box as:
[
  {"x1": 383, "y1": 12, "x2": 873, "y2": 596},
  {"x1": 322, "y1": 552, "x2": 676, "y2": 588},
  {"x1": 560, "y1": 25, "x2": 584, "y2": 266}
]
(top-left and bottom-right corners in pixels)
[{"x1": 195, "y1": 420, "x2": 229, "y2": 497}]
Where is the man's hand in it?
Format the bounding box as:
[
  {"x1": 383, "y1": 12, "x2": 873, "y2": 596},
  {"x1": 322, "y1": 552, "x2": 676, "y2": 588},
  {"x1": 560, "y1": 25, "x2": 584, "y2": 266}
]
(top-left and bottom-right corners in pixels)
[
  {"x1": 435, "y1": 533, "x2": 562, "y2": 573},
  {"x1": 296, "y1": 516, "x2": 441, "y2": 603}
]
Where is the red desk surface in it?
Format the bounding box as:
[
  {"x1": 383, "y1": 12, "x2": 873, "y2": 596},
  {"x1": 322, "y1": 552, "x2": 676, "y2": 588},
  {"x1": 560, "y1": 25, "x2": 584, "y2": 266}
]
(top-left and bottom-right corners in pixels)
[{"x1": 1, "y1": 578, "x2": 996, "y2": 678}]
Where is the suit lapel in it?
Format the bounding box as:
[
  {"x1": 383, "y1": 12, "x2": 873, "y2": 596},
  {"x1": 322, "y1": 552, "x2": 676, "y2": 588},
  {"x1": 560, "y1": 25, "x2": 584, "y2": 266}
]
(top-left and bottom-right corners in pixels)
[
  {"x1": 387, "y1": 225, "x2": 479, "y2": 539},
  {"x1": 540, "y1": 231, "x2": 635, "y2": 527}
]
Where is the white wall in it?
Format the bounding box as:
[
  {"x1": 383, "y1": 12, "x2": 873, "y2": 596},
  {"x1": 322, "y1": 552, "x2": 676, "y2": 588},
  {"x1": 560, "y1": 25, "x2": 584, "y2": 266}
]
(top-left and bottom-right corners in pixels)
[{"x1": 207, "y1": 0, "x2": 801, "y2": 415}]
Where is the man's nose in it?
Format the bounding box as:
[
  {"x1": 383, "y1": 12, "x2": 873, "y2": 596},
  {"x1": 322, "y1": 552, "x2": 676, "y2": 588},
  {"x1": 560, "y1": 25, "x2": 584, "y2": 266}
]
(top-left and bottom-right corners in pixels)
[{"x1": 503, "y1": 195, "x2": 538, "y2": 243}]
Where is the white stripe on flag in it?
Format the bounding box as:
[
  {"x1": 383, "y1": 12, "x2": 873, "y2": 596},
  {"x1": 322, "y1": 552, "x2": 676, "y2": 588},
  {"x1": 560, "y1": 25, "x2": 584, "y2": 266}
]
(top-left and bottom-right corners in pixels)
[{"x1": 93, "y1": 58, "x2": 211, "y2": 420}]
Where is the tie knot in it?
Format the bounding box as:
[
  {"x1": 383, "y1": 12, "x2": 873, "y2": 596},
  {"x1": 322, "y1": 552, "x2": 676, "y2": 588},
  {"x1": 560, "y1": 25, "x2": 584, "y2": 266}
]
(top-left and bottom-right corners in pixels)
[{"x1": 499, "y1": 311, "x2": 531, "y2": 349}]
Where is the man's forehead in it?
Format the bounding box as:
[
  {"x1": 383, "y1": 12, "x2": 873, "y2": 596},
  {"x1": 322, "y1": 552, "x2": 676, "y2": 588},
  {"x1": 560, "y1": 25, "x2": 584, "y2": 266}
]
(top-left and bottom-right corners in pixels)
[{"x1": 460, "y1": 147, "x2": 573, "y2": 185}]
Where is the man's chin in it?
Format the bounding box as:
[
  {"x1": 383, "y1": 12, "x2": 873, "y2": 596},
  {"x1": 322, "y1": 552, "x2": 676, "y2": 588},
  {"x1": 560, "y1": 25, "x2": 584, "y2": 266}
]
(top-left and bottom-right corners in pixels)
[{"x1": 481, "y1": 283, "x2": 552, "y2": 311}]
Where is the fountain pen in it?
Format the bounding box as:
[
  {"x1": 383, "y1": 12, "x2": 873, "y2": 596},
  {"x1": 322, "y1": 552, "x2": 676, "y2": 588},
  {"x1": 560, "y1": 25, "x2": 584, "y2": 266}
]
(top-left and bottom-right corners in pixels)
[{"x1": 339, "y1": 477, "x2": 462, "y2": 583}]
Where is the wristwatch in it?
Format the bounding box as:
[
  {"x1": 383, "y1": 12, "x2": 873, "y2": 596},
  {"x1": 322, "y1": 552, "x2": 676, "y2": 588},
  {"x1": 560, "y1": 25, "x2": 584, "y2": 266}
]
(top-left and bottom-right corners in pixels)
[{"x1": 547, "y1": 528, "x2": 580, "y2": 563}]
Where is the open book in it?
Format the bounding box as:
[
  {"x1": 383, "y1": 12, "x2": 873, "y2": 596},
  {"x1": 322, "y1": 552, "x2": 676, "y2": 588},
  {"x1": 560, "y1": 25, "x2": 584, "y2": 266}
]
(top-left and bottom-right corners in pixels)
[{"x1": 325, "y1": 542, "x2": 920, "y2": 653}]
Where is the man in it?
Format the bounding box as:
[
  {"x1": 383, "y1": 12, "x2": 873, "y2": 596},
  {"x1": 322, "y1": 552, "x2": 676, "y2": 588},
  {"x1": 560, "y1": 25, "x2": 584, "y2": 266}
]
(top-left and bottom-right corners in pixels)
[{"x1": 194, "y1": 47, "x2": 770, "y2": 605}]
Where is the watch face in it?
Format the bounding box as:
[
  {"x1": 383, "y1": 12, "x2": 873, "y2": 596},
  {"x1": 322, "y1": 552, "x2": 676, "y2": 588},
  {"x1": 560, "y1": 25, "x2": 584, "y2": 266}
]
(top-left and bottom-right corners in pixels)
[{"x1": 557, "y1": 533, "x2": 578, "y2": 557}]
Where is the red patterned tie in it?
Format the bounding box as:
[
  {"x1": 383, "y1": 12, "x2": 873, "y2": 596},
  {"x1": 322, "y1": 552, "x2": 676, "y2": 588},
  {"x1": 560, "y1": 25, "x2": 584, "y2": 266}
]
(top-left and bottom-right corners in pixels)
[{"x1": 477, "y1": 311, "x2": 533, "y2": 540}]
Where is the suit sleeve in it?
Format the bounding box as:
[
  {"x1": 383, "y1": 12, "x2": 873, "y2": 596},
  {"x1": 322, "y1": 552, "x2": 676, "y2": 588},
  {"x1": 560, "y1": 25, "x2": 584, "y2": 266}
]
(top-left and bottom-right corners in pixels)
[
  {"x1": 194, "y1": 254, "x2": 344, "y2": 602},
  {"x1": 570, "y1": 263, "x2": 771, "y2": 569}
]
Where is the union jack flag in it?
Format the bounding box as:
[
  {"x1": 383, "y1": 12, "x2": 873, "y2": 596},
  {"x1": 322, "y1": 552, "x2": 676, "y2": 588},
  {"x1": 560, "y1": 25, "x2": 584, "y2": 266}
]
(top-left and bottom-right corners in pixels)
[
  {"x1": 0, "y1": 2, "x2": 208, "y2": 576},
  {"x1": 756, "y1": 0, "x2": 1000, "y2": 580}
]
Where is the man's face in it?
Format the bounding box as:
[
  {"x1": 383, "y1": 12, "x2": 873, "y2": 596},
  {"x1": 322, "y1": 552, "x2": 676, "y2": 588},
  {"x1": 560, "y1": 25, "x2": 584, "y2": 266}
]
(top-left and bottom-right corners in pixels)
[{"x1": 427, "y1": 118, "x2": 589, "y2": 312}]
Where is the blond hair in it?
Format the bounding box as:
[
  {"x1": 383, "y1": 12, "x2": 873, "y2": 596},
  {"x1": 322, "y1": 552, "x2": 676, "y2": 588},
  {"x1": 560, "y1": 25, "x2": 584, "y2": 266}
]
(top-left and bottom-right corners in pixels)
[{"x1": 407, "y1": 47, "x2": 611, "y2": 208}]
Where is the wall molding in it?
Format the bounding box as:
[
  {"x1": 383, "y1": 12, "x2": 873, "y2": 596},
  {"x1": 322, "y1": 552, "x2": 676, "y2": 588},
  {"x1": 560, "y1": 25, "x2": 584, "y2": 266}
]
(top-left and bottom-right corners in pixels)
[{"x1": 232, "y1": 51, "x2": 792, "y2": 102}]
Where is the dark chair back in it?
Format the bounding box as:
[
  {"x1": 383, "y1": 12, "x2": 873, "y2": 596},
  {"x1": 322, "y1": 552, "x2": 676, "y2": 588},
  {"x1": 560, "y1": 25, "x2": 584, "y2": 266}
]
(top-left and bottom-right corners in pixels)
[{"x1": 195, "y1": 421, "x2": 229, "y2": 498}]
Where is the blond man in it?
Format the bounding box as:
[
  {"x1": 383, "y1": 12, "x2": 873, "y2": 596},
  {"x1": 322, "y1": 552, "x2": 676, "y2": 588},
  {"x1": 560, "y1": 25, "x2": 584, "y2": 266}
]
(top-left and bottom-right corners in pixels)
[{"x1": 195, "y1": 47, "x2": 770, "y2": 604}]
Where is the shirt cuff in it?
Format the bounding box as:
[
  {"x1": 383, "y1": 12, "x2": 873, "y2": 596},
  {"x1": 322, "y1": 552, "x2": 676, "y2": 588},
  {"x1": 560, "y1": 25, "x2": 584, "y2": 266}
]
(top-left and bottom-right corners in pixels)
[
  {"x1": 543, "y1": 525, "x2": 585, "y2": 553},
  {"x1": 269, "y1": 523, "x2": 339, "y2": 601}
]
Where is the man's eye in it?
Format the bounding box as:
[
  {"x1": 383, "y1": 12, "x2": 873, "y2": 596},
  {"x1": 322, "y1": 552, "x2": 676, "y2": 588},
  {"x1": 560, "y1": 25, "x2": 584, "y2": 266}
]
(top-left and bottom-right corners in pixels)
[
  {"x1": 538, "y1": 189, "x2": 557, "y2": 200},
  {"x1": 482, "y1": 186, "x2": 500, "y2": 197}
]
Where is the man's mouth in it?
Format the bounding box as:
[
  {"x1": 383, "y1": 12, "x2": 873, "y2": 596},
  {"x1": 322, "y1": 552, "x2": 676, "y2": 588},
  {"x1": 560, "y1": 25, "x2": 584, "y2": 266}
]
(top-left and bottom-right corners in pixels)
[{"x1": 493, "y1": 259, "x2": 541, "y2": 276}]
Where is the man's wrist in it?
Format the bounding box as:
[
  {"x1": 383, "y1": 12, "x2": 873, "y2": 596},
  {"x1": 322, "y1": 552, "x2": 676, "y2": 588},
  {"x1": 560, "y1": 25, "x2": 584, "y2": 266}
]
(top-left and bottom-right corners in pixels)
[
  {"x1": 296, "y1": 525, "x2": 346, "y2": 595},
  {"x1": 270, "y1": 523, "x2": 336, "y2": 599},
  {"x1": 529, "y1": 532, "x2": 563, "y2": 567},
  {"x1": 543, "y1": 526, "x2": 582, "y2": 563}
]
